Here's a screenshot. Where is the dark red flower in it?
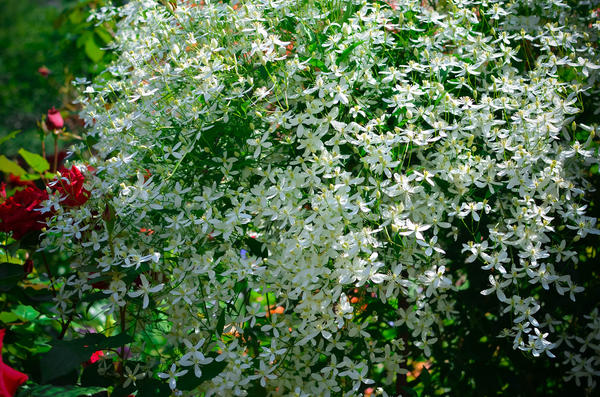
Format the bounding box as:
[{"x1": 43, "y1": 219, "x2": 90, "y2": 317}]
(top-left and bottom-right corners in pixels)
[
  {"x1": 0, "y1": 329, "x2": 28, "y2": 396},
  {"x1": 37, "y1": 66, "x2": 50, "y2": 78},
  {"x1": 45, "y1": 107, "x2": 64, "y2": 131},
  {"x1": 102, "y1": 204, "x2": 113, "y2": 223},
  {"x1": 7, "y1": 175, "x2": 35, "y2": 188},
  {"x1": 23, "y1": 259, "x2": 33, "y2": 275},
  {"x1": 0, "y1": 186, "x2": 49, "y2": 239},
  {"x1": 88, "y1": 272, "x2": 109, "y2": 290},
  {"x1": 50, "y1": 166, "x2": 90, "y2": 207}
]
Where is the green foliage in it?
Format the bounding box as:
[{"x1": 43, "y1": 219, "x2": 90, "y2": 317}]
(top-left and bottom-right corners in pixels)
[
  {"x1": 0, "y1": 155, "x2": 27, "y2": 177},
  {"x1": 0, "y1": 263, "x2": 26, "y2": 291},
  {"x1": 177, "y1": 358, "x2": 228, "y2": 391},
  {"x1": 17, "y1": 384, "x2": 107, "y2": 397},
  {"x1": 0, "y1": 0, "x2": 115, "y2": 156},
  {"x1": 18, "y1": 149, "x2": 50, "y2": 174},
  {"x1": 0, "y1": 2, "x2": 118, "y2": 395},
  {"x1": 40, "y1": 334, "x2": 133, "y2": 382}
]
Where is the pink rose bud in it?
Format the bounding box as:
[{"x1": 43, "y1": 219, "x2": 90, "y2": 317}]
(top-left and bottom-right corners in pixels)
[
  {"x1": 38, "y1": 66, "x2": 50, "y2": 77},
  {"x1": 46, "y1": 107, "x2": 64, "y2": 130}
]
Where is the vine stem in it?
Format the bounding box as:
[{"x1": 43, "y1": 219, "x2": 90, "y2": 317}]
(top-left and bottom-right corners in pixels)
[
  {"x1": 52, "y1": 132, "x2": 59, "y2": 172},
  {"x1": 119, "y1": 305, "x2": 127, "y2": 376},
  {"x1": 58, "y1": 312, "x2": 73, "y2": 340},
  {"x1": 41, "y1": 252, "x2": 57, "y2": 299},
  {"x1": 41, "y1": 137, "x2": 46, "y2": 163},
  {"x1": 41, "y1": 252, "x2": 73, "y2": 340},
  {"x1": 396, "y1": 297, "x2": 410, "y2": 396}
]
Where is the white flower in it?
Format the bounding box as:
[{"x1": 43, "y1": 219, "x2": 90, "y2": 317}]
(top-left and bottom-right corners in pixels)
[
  {"x1": 123, "y1": 364, "x2": 145, "y2": 388},
  {"x1": 247, "y1": 130, "x2": 273, "y2": 159},
  {"x1": 179, "y1": 339, "x2": 213, "y2": 378},
  {"x1": 127, "y1": 274, "x2": 163, "y2": 309},
  {"x1": 158, "y1": 364, "x2": 187, "y2": 391},
  {"x1": 481, "y1": 275, "x2": 508, "y2": 302},
  {"x1": 397, "y1": 219, "x2": 431, "y2": 240}
]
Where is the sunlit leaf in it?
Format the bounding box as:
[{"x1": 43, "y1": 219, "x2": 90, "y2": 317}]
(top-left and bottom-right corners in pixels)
[
  {"x1": 18, "y1": 148, "x2": 49, "y2": 173},
  {"x1": 0, "y1": 155, "x2": 26, "y2": 177}
]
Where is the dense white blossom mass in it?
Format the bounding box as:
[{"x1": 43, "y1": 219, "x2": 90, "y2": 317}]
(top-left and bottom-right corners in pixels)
[{"x1": 43, "y1": 0, "x2": 600, "y2": 394}]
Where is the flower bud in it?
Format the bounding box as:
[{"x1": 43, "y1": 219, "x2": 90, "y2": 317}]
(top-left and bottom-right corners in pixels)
[
  {"x1": 46, "y1": 107, "x2": 64, "y2": 130},
  {"x1": 38, "y1": 66, "x2": 50, "y2": 77}
]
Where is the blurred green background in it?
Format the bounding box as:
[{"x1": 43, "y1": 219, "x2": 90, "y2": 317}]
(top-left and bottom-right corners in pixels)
[{"x1": 0, "y1": 0, "x2": 113, "y2": 157}]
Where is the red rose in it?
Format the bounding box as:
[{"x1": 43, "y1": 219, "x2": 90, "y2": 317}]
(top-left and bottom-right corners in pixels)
[
  {"x1": 0, "y1": 186, "x2": 49, "y2": 240},
  {"x1": 49, "y1": 166, "x2": 90, "y2": 207},
  {"x1": 0, "y1": 329, "x2": 28, "y2": 396},
  {"x1": 45, "y1": 107, "x2": 64, "y2": 131},
  {"x1": 7, "y1": 175, "x2": 35, "y2": 188}
]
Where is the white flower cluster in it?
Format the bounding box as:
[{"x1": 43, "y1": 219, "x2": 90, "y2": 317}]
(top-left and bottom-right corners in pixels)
[{"x1": 43, "y1": 0, "x2": 600, "y2": 394}]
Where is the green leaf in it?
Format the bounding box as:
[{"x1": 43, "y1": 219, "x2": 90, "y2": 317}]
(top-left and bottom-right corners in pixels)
[
  {"x1": 240, "y1": 100, "x2": 252, "y2": 115},
  {"x1": 177, "y1": 357, "x2": 228, "y2": 391},
  {"x1": 76, "y1": 31, "x2": 91, "y2": 48},
  {"x1": 0, "y1": 155, "x2": 26, "y2": 177},
  {"x1": 306, "y1": 58, "x2": 328, "y2": 72},
  {"x1": 0, "y1": 312, "x2": 19, "y2": 323},
  {"x1": 419, "y1": 366, "x2": 432, "y2": 385},
  {"x1": 336, "y1": 41, "x2": 363, "y2": 65},
  {"x1": 0, "y1": 130, "x2": 21, "y2": 146},
  {"x1": 400, "y1": 386, "x2": 419, "y2": 397},
  {"x1": 246, "y1": 383, "x2": 267, "y2": 396},
  {"x1": 85, "y1": 332, "x2": 133, "y2": 349},
  {"x1": 304, "y1": 25, "x2": 315, "y2": 42},
  {"x1": 19, "y1": 173, "x2": 42, "y2": 182},
  {"x1": 67, "y1": 8, "x2": 83, "y2": 25},
  {"x1": 84, "y1": 37, "x2": 104, "y2": 63},
  {"x1": 13, "y1": 304, "x2": 40, "y2": 321},
  {"x1": 137, "y1": 377, "x2": 171, "y2": 397},
  {"x1": 95, "y1": 27, "x2": 112, "y2": 45},
  {"x1": 20, "y1": 384, "x2": 106, "y2": 397},
  {"x1": 245, "y1": 237, "x2": 267, "y2": 258},
  {"x1": 81, "y1": 291, "x2": 107, "y2": 304},
  {"x1": 18, "y1": 149, "x2": 49, "y2": 173},
  {"x1": 40, "y1": 340, "x2": 91, "y2": 382},
  {"x1": 216, "y1": 309, "x2": 225, "y2": 337},
  {"x1": 340, "y1": 3, "x2": 354, "y2": 23},
  {"x1": 233, "y1": 279, "x2": 248, "y2": 295},
  {"x1": 80, "y1": 362, "x2": 114, "y2": 388},
  {"x1": 0, "y1": 263, "x2": 25, "y2": 291},
  {"x1": 1, "y1": 254, "x2": 24, "y2": 265},
  {"x1": 85, "y1": 134, "x2": 99, "y2": 147},
  {"x1": 40, "y1": 333, "x2": 133, "y2": 382}
]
